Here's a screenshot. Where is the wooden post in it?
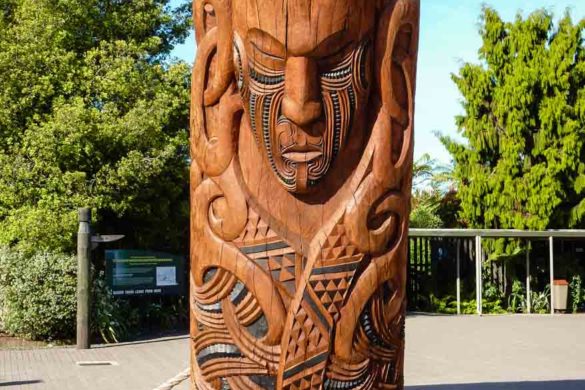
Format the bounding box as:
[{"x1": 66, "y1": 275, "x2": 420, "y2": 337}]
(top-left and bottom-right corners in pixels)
[
  {"x1": 189, "y1": 0, "x2": 420, "y2": 387},
  {"x1": 77, "y1": 208, "x2": 91, "y2": 349}
]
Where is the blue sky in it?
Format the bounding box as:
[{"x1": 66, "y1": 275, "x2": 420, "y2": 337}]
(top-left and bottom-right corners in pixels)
[{"x1": 170, "y1": 0, "x2": 585, "y2": 164}]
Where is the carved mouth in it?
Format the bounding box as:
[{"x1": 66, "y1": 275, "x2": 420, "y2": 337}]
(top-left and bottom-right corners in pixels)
[
  {"x1": 281, "y1": 142, "x2": 323, "y2": 163},
  {"x1": 282, "y1": 151, "x2": 323, "y2": 163}
]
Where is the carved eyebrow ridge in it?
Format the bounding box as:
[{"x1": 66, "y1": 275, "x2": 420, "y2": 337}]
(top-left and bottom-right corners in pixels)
[
  {"x1": 316, "y1": 40, "x2": 355, "y2": 60},
  {"x1": 248, "y1": 28, "x2": 286, "y2": 59},
  {"x1": 250, "y1": 41, "x2": 285, "y2": 61}
]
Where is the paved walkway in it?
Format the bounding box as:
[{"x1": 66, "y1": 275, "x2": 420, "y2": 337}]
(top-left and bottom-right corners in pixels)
[
  {"x1": 405, "y1": 314, "x2": 585, "y2": 389},
  {"x1": 0, "y1": 336, "x2": 191, "y2": 390},
  {"x1": 1, "y1": 315, "x2": 584, "y2": 389}
]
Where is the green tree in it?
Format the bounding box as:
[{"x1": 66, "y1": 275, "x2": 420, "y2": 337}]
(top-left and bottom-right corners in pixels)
[
  {"x1": 441, "y1": 7, "x2": 585, "y2": 251},
  {"x1": 0, "y1": 0, "x2": 192, "y2": 253},
  {"x1": 411, "y1": 154, "x2": 460, "y2": 228}
]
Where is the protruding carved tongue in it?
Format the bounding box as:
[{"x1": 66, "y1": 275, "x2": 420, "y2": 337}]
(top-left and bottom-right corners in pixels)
[{"x1": 295, "y1": 161, "x2": 309, "y2": 193}]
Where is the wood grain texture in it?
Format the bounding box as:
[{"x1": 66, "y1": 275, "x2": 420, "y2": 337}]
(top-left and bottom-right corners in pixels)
[{"x1": 190, "y1": 1, "x2": 419, "y2": 388}]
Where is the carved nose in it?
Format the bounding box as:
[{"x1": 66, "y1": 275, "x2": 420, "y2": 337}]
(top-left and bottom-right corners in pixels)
[{"x1": 282, "y1": 57, "x2": 322, "y2": 127}]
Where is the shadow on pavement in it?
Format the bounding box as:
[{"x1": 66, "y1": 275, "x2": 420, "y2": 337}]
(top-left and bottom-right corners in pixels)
[
  {"x1": 408, "y1": 380, "x2": 585, "y2": 389},
  {"x1": 0, "y1": 380, "x2": 43, "y2": 387}
]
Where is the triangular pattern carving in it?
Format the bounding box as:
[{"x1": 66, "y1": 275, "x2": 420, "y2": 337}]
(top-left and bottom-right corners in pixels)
[
  {"x1": 318, "y1": 224, "x2": 359, "y2": 265},
  {"x1": 234, "y1": 208, "x2": 298, "y2": 299},
  {"x1": 237, "y1": 209, "x2": 279, "y2": 244},
  {"x1": 286, "y1": 306, "x2": 327, "y2": 360},
  {"x1": 282, "y1": 222, "x2": 363, "y2": 390},
  {"x1": 309, "y1": 276, "x2": 352, "y2": 318}
]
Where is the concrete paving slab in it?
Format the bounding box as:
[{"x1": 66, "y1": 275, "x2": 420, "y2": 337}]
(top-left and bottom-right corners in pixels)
[
  {"x1": 1, "y1": 315, "x2": 584, "y2": 389},
  {"x1": 405, "y1": 314, "x2": 585, "y2": 388},
  {"x1": 0, "y1": 336, "x2": 190, "y2": 390}
]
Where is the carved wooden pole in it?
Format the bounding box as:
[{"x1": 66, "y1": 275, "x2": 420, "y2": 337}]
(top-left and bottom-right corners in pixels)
[{"x1": 190, "y1": 1, "x2": 419, "y2": 388}]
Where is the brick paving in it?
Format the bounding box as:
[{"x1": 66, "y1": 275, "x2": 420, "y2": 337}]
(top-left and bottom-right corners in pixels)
[{"x1": 1, "y1": 315, "x2": 584, "y2": 389}]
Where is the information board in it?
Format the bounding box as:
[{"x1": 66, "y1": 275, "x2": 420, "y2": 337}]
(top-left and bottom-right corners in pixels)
[{"x1": 105, "y1": 250, "x2": 185, "y2": 296}]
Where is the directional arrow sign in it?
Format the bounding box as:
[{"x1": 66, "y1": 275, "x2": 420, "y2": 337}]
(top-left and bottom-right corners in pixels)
[
  {"x1": 91, "y1": 234, "x2": 125, "y2": 250},
  {"x1": 91, "y1": 234, "x2": 125, "y2": 243}
]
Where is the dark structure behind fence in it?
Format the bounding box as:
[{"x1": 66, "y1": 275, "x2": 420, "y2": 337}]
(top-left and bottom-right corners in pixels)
[{"x1": 407, "y1": 229, "x2": 585, "y2": 315}]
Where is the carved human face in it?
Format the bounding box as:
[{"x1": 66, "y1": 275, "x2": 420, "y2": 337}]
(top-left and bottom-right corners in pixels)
[{"x1": 233, "y1": 0, "x2": 375, "y2": 194}]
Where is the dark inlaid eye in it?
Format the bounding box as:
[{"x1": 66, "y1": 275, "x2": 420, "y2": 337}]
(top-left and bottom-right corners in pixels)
[
  {"x1": 357, "y1": 40, "x2": 372, "y2": 90},
  {"x1": 249, "y1": 68, "x2": 284, "y2": 85},
  {"x1": 233, "y1": 43, "x2": 245, "y2": 91}
]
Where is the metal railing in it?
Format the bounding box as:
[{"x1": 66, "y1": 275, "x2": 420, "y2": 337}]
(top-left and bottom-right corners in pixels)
[{"x1": 408, "y1": 229, "x2": 585, "y2": 315}]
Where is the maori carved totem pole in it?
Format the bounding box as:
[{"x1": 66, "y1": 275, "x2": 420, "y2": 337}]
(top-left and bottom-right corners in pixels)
[{"x1": 190, "y1": 0, "x2": 419, "y2": 388}]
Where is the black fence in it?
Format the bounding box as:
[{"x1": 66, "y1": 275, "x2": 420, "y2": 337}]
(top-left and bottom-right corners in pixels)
[{"x1": 407, "y1": 232, "x2": 585, "y2": 314}]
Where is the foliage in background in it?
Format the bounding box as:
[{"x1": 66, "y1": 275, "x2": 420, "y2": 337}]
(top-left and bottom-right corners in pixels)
[
  {"x1": 508, "y1": 280, "x2": 525, "y2": 313},
  {"x1": 436, "y1": 189, "x2": 463, "y2": 228},
  {"x1": 0, "y1": 0, "x2": 192, "y2": 254},
  {"x1": 91, "y1": 280, "x2": 188, "y2": 343},
  {"x1": 440, "y1": 7, "x2": 585, "y2": 256},
  {"x1": 410, "y1": 154, "x2": 460, "y2": 228},
  {"x1": 481, "y1": 281, "x2": 508, "y2": 314},
  {"x1": 0, "y1": 247, "x2": 77, "y2": 340},
  {"x1": 410, "y1": 203, "x2": 443, "y2": 229},
  {"x1": 91, "y1": 274, "x2": 188, "y2": 344},
  {"x1": 428, "y1": 295, "x2": 475, "y2": 315},
  {"x1": 426, "y1": 284, "x2": 551, "y2": 315},
  {"x1": 569, "y1": 275, "x2": 585, "y2": 313},
  {"x1": 529, "y1": 285, "x2": 551, "y2": 314},
  {"x1": 92, "y1": 274, "x2": 129, "y2": 343},
  {"x1": 0, "y1": 246, "x2": 188, "y2": 342}
]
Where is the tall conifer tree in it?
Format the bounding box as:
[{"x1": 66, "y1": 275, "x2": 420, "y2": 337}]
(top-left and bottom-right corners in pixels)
[{"x1": 442, "y1": 7, "x2": 585, "y2": 246}]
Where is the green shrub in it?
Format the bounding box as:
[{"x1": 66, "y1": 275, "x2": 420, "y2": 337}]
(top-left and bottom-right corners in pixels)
[
  {"x1": 508, "y1": 280, "x2": 525, "y2": 313},
  {"x1": 0, "y1": 247, "x2": 188, "y2": 343},
  {"x1": 91, "y1": 274, "x2": 133, "y2": 344},
  {"x1": 482, "y1": 282, "x2": 507, "y2": 314},
  {"x1": 530, "y1": 286, "x2": 551, "y2": 314},
  {"x1": 428, "y1": 294, "x2": 505, "y2": 315},
  {"x1": 0, "y1": 248, "x2": 77, "y2": 341},
  {"x1": 569, "y1": 276, "x2": 584, "y2": 313},
  {"x1": 410, "y1": 203, "x2": 443, "y2": 229},
  {"x1": 91, "y1": 276, "x2": 189, "y2": 343}
]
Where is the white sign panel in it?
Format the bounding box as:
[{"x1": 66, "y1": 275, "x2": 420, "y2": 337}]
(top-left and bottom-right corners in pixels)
[{"x1": 156, "y1": 266, "x2": 177, "y2": 287}]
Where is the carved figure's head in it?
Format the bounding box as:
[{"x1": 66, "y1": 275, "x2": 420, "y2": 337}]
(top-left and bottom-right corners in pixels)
[{"x1": 232, "y1": 1, "x2": 376, "y2": 193}]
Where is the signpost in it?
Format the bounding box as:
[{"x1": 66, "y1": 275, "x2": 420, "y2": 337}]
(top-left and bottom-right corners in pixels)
[
  {"x1": 76, "y1": 208, "x2": 185, "y2": 349},
  {"x1": 76, "y1": 208, "x2": 125, "y2": 350},
  {"x1": 91, "y1": 234, "x2": 125, "y2": 250},
  {"x1": 105, "y1": 250, "x2": 185, "y2": 297},
  {"x1": 76, "y1": 208, "x2": 92, "y2": 350}
]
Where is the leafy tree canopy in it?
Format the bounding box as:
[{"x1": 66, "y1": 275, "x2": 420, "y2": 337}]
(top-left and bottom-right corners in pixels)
[
  {"x1": 441, "y1": 7, "x2": 585, "y2": 244},
  {"x1": 0, "y1": 0, "x2": 192, "y2": 253}
]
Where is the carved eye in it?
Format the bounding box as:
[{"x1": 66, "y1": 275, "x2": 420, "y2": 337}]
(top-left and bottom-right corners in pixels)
[
  {"x1": 355, "y1": 40, "x2": 372, "y2": 90},
  {"x1": 233, "y1": 34, "x2": 248, "y2": 93},
  {"x1": 233, "y1": 43, "x2": 244, "y2": 91},
  {"x1": 249, "y1": 67, "x2": 284, "y2": 87}
]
